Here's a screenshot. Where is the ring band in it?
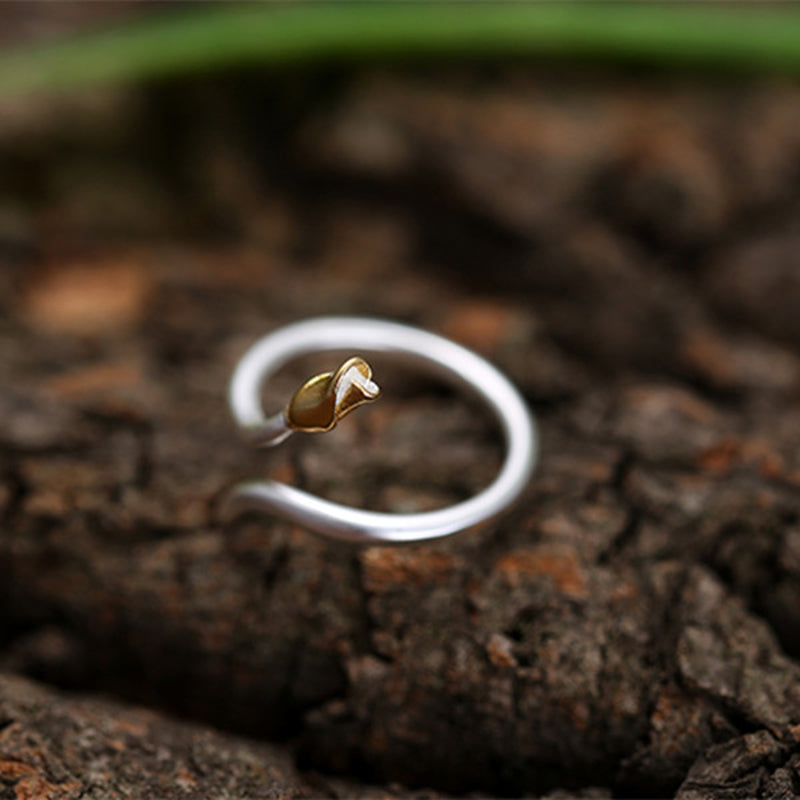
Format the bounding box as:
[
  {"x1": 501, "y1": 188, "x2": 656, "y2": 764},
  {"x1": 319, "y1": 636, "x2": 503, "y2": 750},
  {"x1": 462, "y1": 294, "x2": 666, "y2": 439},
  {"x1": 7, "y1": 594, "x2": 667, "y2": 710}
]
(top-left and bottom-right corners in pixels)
[{"x1": 226, "y1": 317, "x2": 537, "y2": 544}]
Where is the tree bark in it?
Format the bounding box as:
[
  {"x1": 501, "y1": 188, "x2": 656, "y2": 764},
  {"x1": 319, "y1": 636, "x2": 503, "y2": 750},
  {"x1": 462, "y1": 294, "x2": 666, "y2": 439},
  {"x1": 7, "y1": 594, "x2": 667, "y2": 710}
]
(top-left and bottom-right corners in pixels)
[
  {"x1": 2, "y1": 68, "x2": 800, "y2": 798},
  {"x1": 0, "y1": 671, "x2": 306, "y2": 799}
]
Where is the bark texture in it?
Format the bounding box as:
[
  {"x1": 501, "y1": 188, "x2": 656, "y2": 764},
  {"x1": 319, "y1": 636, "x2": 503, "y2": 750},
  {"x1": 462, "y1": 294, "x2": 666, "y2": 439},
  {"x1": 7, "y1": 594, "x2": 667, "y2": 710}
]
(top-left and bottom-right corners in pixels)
[
  {"x1": 0, "y1": 671, "x2": 306, "y2": 799},
  {"x1": 2, "y1": 59, "x2": 800, "y2": 798}
]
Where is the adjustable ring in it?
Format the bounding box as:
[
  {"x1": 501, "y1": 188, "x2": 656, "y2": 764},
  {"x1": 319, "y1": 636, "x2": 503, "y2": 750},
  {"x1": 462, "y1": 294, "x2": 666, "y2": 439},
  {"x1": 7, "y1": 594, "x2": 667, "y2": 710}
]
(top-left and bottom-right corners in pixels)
[{"x1": 225, "y1": 317, "x2": 537, "y2": 544}]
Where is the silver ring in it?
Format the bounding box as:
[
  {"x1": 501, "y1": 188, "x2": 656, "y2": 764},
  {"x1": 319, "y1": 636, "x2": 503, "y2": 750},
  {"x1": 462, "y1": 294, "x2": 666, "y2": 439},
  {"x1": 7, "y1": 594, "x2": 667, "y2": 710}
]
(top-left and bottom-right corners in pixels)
[{"x1": 225, "y1": 317, "x2": 537, "y2": 544}]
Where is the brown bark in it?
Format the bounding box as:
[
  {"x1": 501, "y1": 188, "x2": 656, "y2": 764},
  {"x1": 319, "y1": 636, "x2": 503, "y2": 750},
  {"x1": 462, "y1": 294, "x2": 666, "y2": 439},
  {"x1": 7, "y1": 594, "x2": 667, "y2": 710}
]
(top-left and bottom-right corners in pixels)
[
  {"x1": 2, "y1": 65, "x2": 800, "y2": 798},
  {"x1": 0, "y1": 671, "x2": 306, "y2": 799}
]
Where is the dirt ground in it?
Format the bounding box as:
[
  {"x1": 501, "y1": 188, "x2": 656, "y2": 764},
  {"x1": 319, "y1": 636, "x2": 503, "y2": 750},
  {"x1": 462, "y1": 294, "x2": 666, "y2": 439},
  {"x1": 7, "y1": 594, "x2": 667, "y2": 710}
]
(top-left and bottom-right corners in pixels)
[{"x1": 2, "y1": 10, "x2": 800, "y2": 799}]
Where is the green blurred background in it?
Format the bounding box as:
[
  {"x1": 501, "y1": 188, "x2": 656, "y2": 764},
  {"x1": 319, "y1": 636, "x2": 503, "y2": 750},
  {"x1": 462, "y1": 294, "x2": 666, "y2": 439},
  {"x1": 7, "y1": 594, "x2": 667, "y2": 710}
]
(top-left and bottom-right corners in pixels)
[{"x1": 2, "y1": 1, "x2": 800, "y2": 261}]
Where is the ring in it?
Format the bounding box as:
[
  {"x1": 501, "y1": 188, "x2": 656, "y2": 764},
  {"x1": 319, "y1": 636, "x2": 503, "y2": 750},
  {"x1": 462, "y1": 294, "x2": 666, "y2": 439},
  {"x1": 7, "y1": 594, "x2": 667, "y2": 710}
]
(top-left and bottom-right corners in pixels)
[{"x1": 225, "y1": 317, "x2": 537, "y2": 544}]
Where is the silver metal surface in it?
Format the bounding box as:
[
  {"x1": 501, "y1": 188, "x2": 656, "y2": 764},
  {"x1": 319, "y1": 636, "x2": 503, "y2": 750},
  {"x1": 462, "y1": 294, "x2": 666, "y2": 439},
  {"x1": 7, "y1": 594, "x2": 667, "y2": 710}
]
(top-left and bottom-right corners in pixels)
[{"x1": 226, "y1": 317, "x2": 537, "y2": 544}]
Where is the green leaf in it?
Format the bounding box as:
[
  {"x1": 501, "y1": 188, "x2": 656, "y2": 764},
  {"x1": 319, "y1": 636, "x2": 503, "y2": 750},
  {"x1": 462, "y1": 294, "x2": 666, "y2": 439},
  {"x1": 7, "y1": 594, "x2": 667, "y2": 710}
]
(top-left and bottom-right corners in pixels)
[{"x1": 2, "y1": 3, "x2": 800, "y2": 96}]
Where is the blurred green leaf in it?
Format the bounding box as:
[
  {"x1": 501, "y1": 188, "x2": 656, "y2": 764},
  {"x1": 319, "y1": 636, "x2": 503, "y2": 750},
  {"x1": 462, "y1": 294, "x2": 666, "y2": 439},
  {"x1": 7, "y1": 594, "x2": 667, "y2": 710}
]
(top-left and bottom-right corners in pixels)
[{"x1": 1, "y1": 3, "x2": 800, "y2": 96}]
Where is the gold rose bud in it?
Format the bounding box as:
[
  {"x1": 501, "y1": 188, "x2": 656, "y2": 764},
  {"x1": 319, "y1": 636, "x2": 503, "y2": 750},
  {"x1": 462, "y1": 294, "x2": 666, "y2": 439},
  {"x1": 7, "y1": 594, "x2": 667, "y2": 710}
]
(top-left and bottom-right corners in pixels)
[{"x1": 285, "y1": 356, "x2": 380, "y2": 433}]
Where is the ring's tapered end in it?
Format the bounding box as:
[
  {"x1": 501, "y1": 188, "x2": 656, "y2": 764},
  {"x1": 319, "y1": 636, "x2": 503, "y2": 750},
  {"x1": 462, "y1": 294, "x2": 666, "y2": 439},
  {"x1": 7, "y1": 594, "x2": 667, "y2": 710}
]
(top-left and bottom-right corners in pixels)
[{"x1": 285, "y1": 356, "x2": 380, "y2": 433}]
